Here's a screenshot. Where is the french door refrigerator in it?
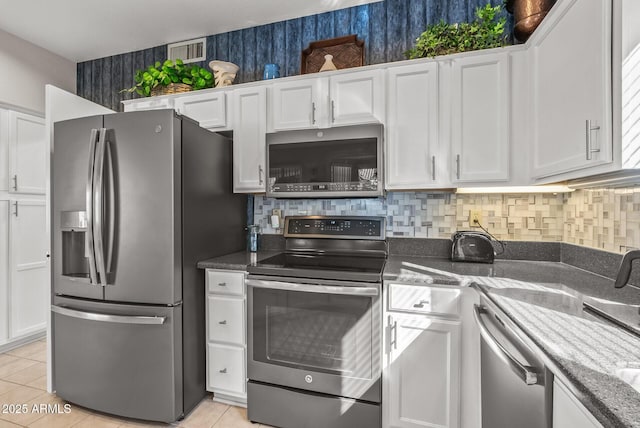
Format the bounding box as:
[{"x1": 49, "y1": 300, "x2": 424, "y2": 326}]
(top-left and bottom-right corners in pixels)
[{"x1": 51, "y1": 109, "x2": 246, "y2": 422}]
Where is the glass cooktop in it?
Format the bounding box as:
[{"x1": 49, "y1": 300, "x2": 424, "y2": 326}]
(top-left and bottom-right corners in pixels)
[{"x1": 248, "y1": 252, "x2": 386, "y2": 283}]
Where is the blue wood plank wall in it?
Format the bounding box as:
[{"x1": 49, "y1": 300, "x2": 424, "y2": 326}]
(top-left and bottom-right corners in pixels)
[{"x1": 77, "y1": 0, "x2": 511, "y2": 111}]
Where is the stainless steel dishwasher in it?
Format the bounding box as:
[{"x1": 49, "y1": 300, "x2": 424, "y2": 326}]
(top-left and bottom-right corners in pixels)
[{"x1": 474, "y1": 293, "x2": 553, "y2": 428}]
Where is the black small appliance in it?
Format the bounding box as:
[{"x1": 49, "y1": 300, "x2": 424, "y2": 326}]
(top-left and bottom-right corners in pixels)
[{"x1": 451, "y1": 231, "x2": 495, "y2": 263}]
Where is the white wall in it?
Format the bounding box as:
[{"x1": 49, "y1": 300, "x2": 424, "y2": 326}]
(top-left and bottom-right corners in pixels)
[{"x1": 0, "y1": 29, "x2": 75, "y2": 114}]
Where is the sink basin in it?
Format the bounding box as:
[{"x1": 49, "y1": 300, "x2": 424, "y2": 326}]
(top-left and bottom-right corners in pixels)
[{"x1": 615, "y1": 362, "x2": 640, "y2": 393}]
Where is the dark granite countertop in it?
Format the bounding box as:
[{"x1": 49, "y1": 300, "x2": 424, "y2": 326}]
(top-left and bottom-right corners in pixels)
[
  {"x1": 197, "y1": 250, "x2": 280, "y2": 271},
  {"x1": 386, "y1": 256, "x2": 640, "y2": 428}
]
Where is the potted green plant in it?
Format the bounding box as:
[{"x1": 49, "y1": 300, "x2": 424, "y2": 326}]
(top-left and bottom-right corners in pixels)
[
  {"x1": 122, "y1": 59, "x2": 215, "y2": 97},
  {"x1": 405, "y1": 3, "x2": 509, "y2": 59}
]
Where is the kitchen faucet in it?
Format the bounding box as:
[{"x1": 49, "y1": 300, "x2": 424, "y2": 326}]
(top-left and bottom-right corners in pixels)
[{"x1": 614, "y1": 250, "x2": 640, "y2": 288}]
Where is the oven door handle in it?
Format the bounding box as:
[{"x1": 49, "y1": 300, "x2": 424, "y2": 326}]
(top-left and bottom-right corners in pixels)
[{"x1": 246, "y1": 279, "x2": 379, "y2": 296}]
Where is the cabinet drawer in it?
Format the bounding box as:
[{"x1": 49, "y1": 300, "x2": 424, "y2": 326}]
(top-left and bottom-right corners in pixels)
[
  {"x1": 207, "y1": 295, "x2": 244, "y2": 344},
  {"x1": 206, "y1": 270, "x2": 244, "y2": 296},
  {"x1": 207, "y1": 343, "x2": 245, "y2": 395},
  {"x1": 388, "y1": 283, "x2": 461, "y2": 316}
]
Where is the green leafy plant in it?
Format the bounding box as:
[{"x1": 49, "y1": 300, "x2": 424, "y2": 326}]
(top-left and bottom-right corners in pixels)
[
  {"x1": 122, "y1": 59, "x2": 215, "y2": 97},
  {"x1": 405, "y1": 3, "x2": 508, "y2": 59}
]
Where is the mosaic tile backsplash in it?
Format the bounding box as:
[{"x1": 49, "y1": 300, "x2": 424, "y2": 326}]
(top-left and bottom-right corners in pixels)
[{"x1": 253, "y1": 187, "x2": 640, "y2": 254}]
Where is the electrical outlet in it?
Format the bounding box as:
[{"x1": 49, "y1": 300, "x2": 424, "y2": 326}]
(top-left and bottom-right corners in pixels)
[
  {"x1": 272, "y1": 209, "x2": 282, "y2": 218},
  {"x1": 469, "y1": 210, "x2": 483, "y2": 226}
]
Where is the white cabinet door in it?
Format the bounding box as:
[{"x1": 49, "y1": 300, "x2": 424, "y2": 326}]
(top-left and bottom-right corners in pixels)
[
  {"x1": 233, "y1": 87, "x2": 267, "y2": 193},
  {"x1": 384, "y1": 313, "x2": 461, "y2": 428},
  {"x1": 553, "y1": 379, "x2": 603, "y2": 428},
  {"x1": 0, "y1": 110, "x2": 8, "y2": 192},
  {"x1": 386, "y1": 62, "x2": 447, "y2": 189},
  {"x1": 450, "y1": 53, "x2": 510, "y2": 183},
  {"x1": 531, "y1": 0, "x2": 611, "y2": 179},
  {"x1": 330, "y1": 69, "x2": 384, "y2": 126},
  {"x1": 207, "y1": 295, "x2": 245, "y2": 345},
  {"x1": 270, "y1": 78, "x2": 326, "y2": 131},
  {"x1": 174, "y1": 91, "x2": 228, "y2": 129},
  {"x1": 9, "y1": 112, "x2": 46, "y2": 194},
  {"x1": 0, "y1": 200, "x2": 8, "y2": 344},
  {"x1": 9, "y1": 200, "x2": 48, "y2": 338},
  {"x1": 122, "y1": 97, "x2": 174, "y2": 112}
]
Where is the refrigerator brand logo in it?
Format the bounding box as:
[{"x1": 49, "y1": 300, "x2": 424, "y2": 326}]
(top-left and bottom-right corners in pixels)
[{"x1": 305, "y1": 375, "x2": 313, "y2": 383}]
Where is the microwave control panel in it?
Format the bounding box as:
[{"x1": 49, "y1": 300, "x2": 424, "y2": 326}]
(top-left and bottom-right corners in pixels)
[
  {"x1": 284, "y1": 217, "x2": 385, "y2": 239},
  {"x1": 272, "y1": 181, "x2": 378, "y2": 193}
]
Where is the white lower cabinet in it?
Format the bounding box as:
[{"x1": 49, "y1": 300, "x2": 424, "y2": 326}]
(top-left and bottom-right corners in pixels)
[
  {"x1": 553, "y1": 379, "x2": 603, "y2": 428},
  {"x1": 383, "y1": 283, "x2": 476, "y2": 428},
  {"x1": 205, "y1": 269, "x2": 247, "y2": 405},
  {"x1": 0, "y1": 199, "x2": 48, "y2": 348},
  {"x1": 384, "y1": 313, "x2": 461, "y2": 428}
]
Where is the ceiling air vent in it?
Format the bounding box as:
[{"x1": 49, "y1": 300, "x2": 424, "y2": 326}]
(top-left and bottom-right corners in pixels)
[{"x1": 167, "y1": 37, "x2": 206, "y2": 64}]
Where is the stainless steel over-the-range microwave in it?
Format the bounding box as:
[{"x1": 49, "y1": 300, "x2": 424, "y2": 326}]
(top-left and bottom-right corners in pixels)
[{"x1": 266, "y1": 124, "x2": 384, "y2": 198}]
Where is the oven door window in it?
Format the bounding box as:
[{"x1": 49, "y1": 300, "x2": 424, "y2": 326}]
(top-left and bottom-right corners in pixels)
[{"x1": 252, "y1": 287, "x2": 374, "y2": 379}]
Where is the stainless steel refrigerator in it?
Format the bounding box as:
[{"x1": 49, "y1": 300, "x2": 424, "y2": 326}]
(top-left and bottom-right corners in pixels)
[{"x1": 51, "y1": 109, "x2": 246, "y2": 422}]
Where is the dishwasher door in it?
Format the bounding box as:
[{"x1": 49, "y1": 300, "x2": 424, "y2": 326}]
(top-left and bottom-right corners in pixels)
[{"x1": 475, "y1": 296, "x2": 553, "y2": 428}]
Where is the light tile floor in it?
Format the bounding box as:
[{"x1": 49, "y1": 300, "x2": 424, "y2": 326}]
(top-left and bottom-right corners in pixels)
[{"x1": 0, "y1": 339, "x2": 272, "y2": 428}]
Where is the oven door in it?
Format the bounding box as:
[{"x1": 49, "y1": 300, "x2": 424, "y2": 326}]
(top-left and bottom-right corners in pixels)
[{"x1": 247, "y1": 277, "x2": 381, "y2": 403}]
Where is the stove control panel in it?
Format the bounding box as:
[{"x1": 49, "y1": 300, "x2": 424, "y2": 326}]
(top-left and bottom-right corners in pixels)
[{"x1": 284, "y1": 216, "x2": 385, "y2": 240}]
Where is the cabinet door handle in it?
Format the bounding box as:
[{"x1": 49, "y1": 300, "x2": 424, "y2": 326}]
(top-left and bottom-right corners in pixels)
[
  {"x1": 586, "y1": 119, "x2": 601, "y2": 160},
  {"x1": 12, "y1": 201, "x2": 18, "y2": 217},
  {"x1": 388, "y1": 315, "x2": 398, "y2": 350},
  {"x1": 258, "y1": 165, "x2": 264, "y2": 185},
  {"x1": 456, "y1": 154, "x2": 461, "y2": 179},
  {"x1": 431, "y1": 156, "x2": 436, "y2": 181},
  {"x1": 311, "y1": 102, "x2": 316, "y2": 124},
  {"x1": 218, "y1": 320, "x2": 227, "y2": 325},
  {"x1": 218, "y1": 282, "x2": 227, "y2": 287},
  {"x1": 413, "y1": 300, "x2": 430, "y2": 308},
  {"x1": 12, "y1": 175, "x2": 17, "y2": 191},
  {"x1": 331, "y1": 100, "x2": 336, "y2": 123},
  {"x1": 219, "y1": 368, "x2": 227, "y2": 374}
]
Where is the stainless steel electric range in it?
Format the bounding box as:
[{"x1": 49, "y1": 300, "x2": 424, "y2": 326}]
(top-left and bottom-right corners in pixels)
[{"x1": 246, "y1": 216, "x2": 386, "y2": 428}]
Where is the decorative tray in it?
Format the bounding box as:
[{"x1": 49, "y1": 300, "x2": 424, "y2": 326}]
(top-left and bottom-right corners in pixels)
[{"x1": 301, "y1": 34, "x2": 365, "y2": 74}]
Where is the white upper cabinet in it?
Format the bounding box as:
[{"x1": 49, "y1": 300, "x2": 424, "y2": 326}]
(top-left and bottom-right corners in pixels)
[
  {"x1": 269, "y1": 78, "x2": 326, "y2": 131},
  {"x1": 450, "y1": 52, "x2": 510, "y2": 183},
  {"x1": 233, "y1": 86, "x2": 267, "y2": 193},
  {"x1": 174, "y1": 90, "x2": 229, "y2": 130},
  {"x1": 8, "y1": 111, "x2": 46, "y2": 194},
  {"x1": 330, "y1": 69, "x2": 385, "y2": 127},
  {"x1": 386, "y1": 62, "x2": 447, "y2": 189},
  {"x1": 269, "y1": 68, "x2": 384, "y2": 131},
  {"x1": 530, "y1": 0, "x2": 612, "y2": 180}
]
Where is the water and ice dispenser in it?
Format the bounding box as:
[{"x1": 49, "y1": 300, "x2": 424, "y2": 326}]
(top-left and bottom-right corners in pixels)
[{"x1": 60, "y1": 211, "x2": 90, "y2": 279}]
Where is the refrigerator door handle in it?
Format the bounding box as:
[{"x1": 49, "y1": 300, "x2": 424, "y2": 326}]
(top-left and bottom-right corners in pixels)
[
  {"x1": 93, "y1": 128, "x2": 108, "y2": 286},
  {"x1": 86, "y1": 128, "x2": 99, "y2": 285},
  {"x1": 52, "y1": 305, "x2": 166, "y2": 325}
]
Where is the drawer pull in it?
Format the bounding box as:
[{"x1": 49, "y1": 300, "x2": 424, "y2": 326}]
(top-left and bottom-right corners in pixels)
[
  {"x1": 218, "y1": 320, "x2": 227, "y2": 325},
  {"x1": 218, "y1": 282, "x2": 227, "y2": 287},
  {"x1": 413, "y1": 300, "x2": 430, "y2": 308},
  {"x1": 219, "y1": 368, "x2": 227, "y2": 374}
]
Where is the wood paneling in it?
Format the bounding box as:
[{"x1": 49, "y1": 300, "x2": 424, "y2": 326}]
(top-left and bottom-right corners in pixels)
[{"x1": 77, "y1": 0, "x2": 511, "y2": 111}]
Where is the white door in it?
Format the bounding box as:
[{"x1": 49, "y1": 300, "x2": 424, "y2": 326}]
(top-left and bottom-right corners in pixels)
[
  {"x1": 270, "y1": 78, "x2": 326, "y2": 131},
  {"x1": 233, "y1": 86, "x2": 267, "y2": 193},
  {"x1": 386, "y1": 62, "x2": 446, "y2": 189},
  {"x1": 9, "y1": 200, "x2": 48, "y2": 338},
  {"x1": 531, "y1": 0, "x2": 611, "y2": 179},
  {"x1": 553, "y1": 379, "x2": 603, "y2": 428},
  {"x1": 384, "y1": 313, "x2": 461, "y2": 428},
  {"x1": 450, "y1": 52, "x2": 510, "y2": 183},
  {"x1": 0, "y1": 200, "x2": 8, "y2": 344},
  {"x1": 330, "y1": 69, "x2": 384, "y2": 126},
  {"x1": 9, "y1": 111, "x2": 46, "y2": 194},
  {"x1": 174, "y1": 91, "x2": 228, "y2": 129},
  {"x1": 0, "y1": 109, "x2": 9, "y2": 191}
]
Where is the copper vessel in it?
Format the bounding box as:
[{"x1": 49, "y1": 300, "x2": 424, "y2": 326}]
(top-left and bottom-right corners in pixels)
[{"x1": 507, "y1": 0, "x2": 556, "y2": 42}]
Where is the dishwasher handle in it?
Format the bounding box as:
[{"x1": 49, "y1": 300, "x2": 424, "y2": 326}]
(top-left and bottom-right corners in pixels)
[{"x1": 473, "y1": 304, "x2": 539, "y2": 385}]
